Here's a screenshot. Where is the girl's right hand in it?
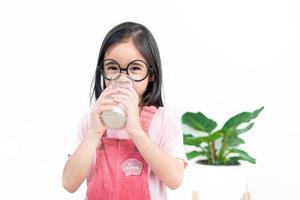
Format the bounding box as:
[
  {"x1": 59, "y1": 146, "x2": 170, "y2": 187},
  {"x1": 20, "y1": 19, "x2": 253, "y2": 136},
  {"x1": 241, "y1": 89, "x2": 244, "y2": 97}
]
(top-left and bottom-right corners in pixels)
[{"x1": 89, "y1": 86, "x2": 117, "y2": 136}]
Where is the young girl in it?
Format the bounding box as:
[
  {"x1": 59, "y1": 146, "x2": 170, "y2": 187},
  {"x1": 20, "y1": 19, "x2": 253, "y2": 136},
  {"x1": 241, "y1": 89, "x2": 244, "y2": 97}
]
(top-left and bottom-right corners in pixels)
[{"x1": 62, "y1": 22, "x2": 187, "y2": 200}]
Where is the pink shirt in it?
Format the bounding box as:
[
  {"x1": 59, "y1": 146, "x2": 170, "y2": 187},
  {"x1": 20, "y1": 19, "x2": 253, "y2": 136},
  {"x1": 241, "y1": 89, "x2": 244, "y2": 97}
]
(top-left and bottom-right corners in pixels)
[{"x1": 70, "y1": 107, "x2": 188, "y2": 200}]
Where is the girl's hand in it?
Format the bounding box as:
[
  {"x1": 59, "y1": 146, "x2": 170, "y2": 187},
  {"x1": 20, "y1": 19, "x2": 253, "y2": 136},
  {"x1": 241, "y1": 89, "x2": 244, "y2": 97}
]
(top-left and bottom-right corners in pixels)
[
  {"x1": 111, "y1": 87, "x2": 143, "y2": 136},
  {"x1": 90, "y1": 86, "x2": 118, "y2": 137}
]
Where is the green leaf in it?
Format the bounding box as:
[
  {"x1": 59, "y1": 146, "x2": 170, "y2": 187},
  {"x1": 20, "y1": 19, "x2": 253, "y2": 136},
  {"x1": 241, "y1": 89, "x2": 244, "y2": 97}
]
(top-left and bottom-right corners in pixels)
[
  {"x1": 227, "y1": 137, "x2": 245, "y2": 147},
  {"x1": 200, "y1": 131, "x2": 223, "y2": 143},
  {"x1": 182, "y1": 112, "x2": 217, "y2": 133},
  {"x1": 183, "y1": 131, "x2": 222, "y2": 146},
  {"x1": 229, "y1": 156, "x2": 256, "y2": 164},
  {"x1": 222, "y1": 107, "x2": 264, "y2": 131},
  {"x1": 223, "y1": 157, "x2": 240, "y2": 165},
  {"x1": 186, "y1": 151, "x2": 206, "y2": 160},
  {"x1": 183, "y1": 134, "x2": 202, "y2": 146},
  {"x1": 228, "y1": 149, "x2": 256, "y2": 164},
  {"x1": 237, "y1": 122, "x2": 254, "y2": 134}
]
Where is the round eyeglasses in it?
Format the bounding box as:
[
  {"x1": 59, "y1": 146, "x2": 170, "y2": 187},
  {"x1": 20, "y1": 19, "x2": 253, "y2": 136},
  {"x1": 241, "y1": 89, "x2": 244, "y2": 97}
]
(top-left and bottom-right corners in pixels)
[{"x1": 99, "y1": 59, "x2": 152, "y2": 82}]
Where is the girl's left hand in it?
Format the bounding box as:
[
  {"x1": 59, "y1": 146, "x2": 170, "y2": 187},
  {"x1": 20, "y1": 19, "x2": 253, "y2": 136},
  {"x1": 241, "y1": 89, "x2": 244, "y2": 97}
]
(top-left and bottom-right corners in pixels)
[{"x1": 111, "y1": 87, "x2": 143, "y2": 136}]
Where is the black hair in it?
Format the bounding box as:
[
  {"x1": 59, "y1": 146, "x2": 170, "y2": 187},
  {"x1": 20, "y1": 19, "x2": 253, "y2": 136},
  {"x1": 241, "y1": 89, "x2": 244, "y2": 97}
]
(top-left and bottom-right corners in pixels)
[{"x1": 89, "y1": 22, "x2": 164, "y2": 108}]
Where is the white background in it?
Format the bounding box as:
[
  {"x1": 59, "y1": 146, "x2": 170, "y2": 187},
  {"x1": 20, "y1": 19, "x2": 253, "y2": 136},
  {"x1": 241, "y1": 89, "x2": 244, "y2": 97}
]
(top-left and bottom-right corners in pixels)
[{"x1": 0, "y1": 0, "x2": 299, "y2": 199}]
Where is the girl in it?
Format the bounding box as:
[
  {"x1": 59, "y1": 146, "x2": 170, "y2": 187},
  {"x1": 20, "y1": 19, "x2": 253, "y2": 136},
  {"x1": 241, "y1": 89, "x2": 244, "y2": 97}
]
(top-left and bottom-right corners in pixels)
[{"x1": 62, "y1": 22, "x2": 187, "y2": 200}]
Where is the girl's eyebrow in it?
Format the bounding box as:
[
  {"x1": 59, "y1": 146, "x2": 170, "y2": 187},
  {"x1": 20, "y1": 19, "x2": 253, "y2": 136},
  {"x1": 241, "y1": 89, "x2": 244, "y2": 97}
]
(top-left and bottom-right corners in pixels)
[
  {"x1": 130, "y1": 61, "x2": 144, "y2": 66},
  {"x1": 104, "y1": 59, "x2": 147, "y2": 66},
  {"x1": 104, "y1": 60, "x2": 118, "y2": 65}
]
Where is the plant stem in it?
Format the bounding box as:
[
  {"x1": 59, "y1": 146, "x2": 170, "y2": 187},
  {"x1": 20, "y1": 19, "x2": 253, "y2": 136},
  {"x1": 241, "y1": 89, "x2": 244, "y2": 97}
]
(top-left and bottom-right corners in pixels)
[
  {"x1": 218, "y1": 136, "x2": 228, "y2": 162},
  {"x1": 212, "y1": 142, "x2": 217, "y2": 162},
  {"x1": 222, "y1": 151, "x2": 231, "y2": 164},
  {"x1": 206, "y1": 144, "x2": 213, "y2": 164},
  {"x1": 209, "y1": 142, "x2": 216, "y2": 164}
]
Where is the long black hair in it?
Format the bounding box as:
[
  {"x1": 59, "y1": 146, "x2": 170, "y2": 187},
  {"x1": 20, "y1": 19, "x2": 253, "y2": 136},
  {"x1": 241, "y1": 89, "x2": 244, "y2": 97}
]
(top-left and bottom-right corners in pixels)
[{"x1": 89, "y1": 22, "x2": 164, "y2": 108}]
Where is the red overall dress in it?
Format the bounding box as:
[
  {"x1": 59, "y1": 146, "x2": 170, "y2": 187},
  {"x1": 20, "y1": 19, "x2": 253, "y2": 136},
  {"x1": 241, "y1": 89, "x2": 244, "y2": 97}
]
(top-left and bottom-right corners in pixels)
[{"x1": 86, "y1": 106, "x2": 157, "y2": 200}]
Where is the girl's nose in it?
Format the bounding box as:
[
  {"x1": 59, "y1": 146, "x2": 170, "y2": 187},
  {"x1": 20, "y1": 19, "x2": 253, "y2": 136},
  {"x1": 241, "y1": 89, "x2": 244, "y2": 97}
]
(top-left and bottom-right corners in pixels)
[{"x1": 116, "y1": 74, "x2": 133, "y2": 85}]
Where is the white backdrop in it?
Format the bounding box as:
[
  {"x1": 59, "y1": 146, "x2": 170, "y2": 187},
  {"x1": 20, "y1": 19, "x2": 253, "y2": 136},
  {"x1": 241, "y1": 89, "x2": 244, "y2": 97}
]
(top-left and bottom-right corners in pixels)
[{"x1": 0, "y1": 0, "x2": 299, "y2": 199}]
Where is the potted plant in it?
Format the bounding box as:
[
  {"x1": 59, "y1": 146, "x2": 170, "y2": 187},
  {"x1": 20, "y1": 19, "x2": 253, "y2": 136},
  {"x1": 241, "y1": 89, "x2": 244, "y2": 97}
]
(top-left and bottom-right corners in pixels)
[
  {"x1": 182, "y1": 106, "x2": 264, "y2": 165},
  {"x1": 169, "y1": 107, "x2": 264, "y2": 200}
]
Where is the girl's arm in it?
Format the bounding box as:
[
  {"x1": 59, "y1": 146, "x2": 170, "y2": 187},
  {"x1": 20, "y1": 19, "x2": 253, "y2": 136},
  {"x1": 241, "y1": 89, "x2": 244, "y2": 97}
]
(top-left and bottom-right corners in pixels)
[
  {"x1": 62, "y1": 86, "x2": 116, "y2": 193},
  {"x1": 113, "y1": 87, "x2": 185, "y2": 190},
  {"x1": 62, "y1": 129, "x2": 102, "y2": 193},
  {"x1": 130, "y1": 131, "x2": 185, "y2": 190}
]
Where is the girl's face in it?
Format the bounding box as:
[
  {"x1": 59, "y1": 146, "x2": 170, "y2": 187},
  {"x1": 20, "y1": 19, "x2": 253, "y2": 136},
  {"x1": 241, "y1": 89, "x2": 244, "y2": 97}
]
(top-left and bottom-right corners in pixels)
[{"x1": 103, "y1": 40, "x2": 151, "y2": 104}]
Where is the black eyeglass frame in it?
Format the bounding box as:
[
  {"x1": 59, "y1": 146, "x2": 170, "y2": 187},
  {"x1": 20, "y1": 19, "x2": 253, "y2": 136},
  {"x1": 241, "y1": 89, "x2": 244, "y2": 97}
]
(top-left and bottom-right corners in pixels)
[{"x1": 98, "y1": 59, "x2": 153, "y2": 82}]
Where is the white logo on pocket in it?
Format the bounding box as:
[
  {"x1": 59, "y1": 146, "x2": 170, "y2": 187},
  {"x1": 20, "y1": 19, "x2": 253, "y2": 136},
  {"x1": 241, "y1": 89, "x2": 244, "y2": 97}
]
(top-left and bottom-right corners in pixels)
[{"x1": 121, "y1": 158, "x2": 143, "y2": 176}]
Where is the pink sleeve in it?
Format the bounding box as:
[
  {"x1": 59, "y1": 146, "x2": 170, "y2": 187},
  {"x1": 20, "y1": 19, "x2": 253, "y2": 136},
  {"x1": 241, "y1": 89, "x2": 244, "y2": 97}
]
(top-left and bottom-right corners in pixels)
[
  {"x1": 67, "y1": 113, "x2": 96, "y2": 183},
  {"x1": 68, "y1": 113, "x2": 90, "y2": 155},
  {"x1": 162, "y1": 109, "x2": 188, "y2": 168}
]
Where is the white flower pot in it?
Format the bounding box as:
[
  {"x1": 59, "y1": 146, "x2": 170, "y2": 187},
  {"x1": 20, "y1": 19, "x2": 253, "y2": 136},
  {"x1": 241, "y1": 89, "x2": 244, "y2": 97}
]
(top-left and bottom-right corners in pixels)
[{"x1": 168, "y1": 163, "x2": 248, "y2": 200}]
